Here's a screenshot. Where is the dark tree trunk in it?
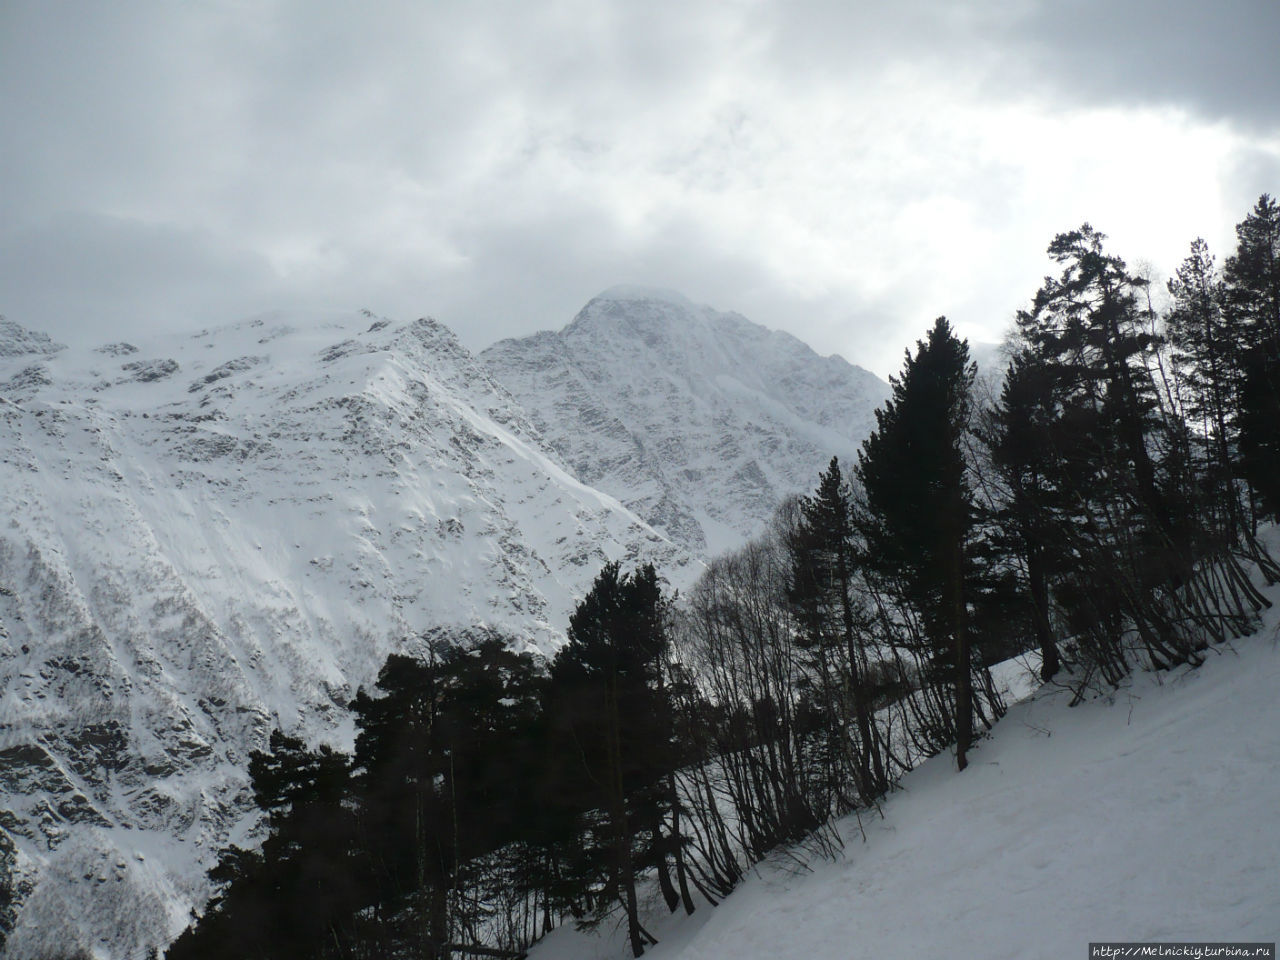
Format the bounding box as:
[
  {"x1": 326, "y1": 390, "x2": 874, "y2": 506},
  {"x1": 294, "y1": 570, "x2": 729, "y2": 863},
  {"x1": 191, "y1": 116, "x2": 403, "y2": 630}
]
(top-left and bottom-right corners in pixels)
[
  {"x1": 949, "y1": 523, "x2": 972, "y2": 772},
  {"x1": 667, "y1": 777, "x2": 696, "y2": 915},
  {"x1": 651, "y1": 820, "x2": 680, "y2": 913},
  {"x1": 1027, "y1": 546, "x2": 1060, "y2": 681}
]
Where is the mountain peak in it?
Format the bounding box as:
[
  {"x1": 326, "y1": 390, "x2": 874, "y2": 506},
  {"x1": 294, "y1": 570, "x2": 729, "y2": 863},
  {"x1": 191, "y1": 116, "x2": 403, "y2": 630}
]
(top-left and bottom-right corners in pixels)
[
  {"x1": 589, "y1": 285, "x2": 699, "y2": 309},
  {"x1": 482, "y1": 294, "x2": 890, "y2": 556}
]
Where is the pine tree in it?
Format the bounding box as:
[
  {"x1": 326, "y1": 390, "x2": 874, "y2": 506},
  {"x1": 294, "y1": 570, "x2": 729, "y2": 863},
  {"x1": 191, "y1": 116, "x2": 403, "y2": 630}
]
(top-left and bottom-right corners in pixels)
[
  {"x1": 1165, "y1": 233, "x2": 1280, "y2": 584},
  {"x1": 856, "y1": 317, "x2": 980, "y2": 769},
  {"x1": 1223, "y1": 195, "x2": 1280, "y2": 520},
  {"x1": 1165, "y1": 238, "x2": 1251, "y2": 545},
  {"x1": 1010, "y1": 225, "x2": 1211, "y2": 678},
  {"x1": 351, "y1": 635, "x2": 545, "y2": 959},
  {"x1": 353, "y1": 649, "x2": 452, "y2": 956},
  {"x1": 982, "y1": 351, "x2": 1062, "y2": 682},
  {"x1": 1167, "y1": 239, "x2": 1235, "y2": 468},
  {"x1": 787, "y1": 457, "x2": 885, "y2": 805},
  {"x1": 545, "y1": 562, "x2": 678, "y2": 957},
  {"x1": 167, "y1": 731, "x2": 367, "y2": 960},
  {"x1": 1223, "y1": 194, "x2": 1280, "y2": 351}
]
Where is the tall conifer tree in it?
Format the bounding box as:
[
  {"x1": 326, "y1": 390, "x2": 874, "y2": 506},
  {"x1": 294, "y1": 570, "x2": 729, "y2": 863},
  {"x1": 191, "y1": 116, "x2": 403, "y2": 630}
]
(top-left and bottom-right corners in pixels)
[
  {"x1": 788, "y1": 457, "x2": 885, "y2": 804},
  {"x1": 546, "y1": 562, "x2": 677, "y2": 957},
  {"x1": 856, "y1": 317, "x2": 979, "y2": 769},
  {"x1": 1223, "y1": 195, "x2": 1280, "y2": 519}
]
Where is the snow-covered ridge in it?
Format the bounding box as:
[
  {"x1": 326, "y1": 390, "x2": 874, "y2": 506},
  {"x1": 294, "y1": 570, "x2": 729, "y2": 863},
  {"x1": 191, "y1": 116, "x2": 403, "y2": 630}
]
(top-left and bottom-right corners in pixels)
[
  {"x1": 483, "y1": 290, "x2": 890, "y2": 556},
  {"x1": 0, "y1": 310, "x2": 694, "y2": 956}
]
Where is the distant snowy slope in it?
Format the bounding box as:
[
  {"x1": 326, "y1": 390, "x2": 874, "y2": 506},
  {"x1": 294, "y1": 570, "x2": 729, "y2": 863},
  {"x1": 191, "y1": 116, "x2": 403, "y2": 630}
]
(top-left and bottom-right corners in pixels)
[
  {"x1": 481, "y1": 287, "x2": 890, "y2": 556},
  {"x1": 0, "y1": 311, "x2": 692, "y2": 957}
]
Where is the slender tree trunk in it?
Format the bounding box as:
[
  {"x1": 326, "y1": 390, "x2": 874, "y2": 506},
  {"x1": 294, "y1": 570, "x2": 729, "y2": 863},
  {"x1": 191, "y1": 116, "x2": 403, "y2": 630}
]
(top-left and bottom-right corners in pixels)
[
  {"x1": 949, "y1": 525, "x2": 972, "y2": 771},
  {"x1": 620, "y1": 852, "x2": 645, "y2": 960},
  {"x1": 954, "y1": 636, "x2": 972, "y2": 770},
  {"x1": 1026, "y1": 546, "x2": 1060, "y2": 681},
  {"x1": 606, "y1": 677, "x2": 646, "y2": 958},
  {"x1": 668, "y1": 775, "x2": 696, "y2": 915},
  {"x1": 839, "y1": 548, "x2": 883, "y2": 801},
  {"x1": 651, "y1": 819, "x2": 679, "y2": 913}
]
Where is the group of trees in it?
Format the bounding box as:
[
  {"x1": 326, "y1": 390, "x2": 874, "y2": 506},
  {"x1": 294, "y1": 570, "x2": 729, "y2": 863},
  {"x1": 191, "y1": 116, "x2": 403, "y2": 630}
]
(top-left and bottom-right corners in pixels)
[
  {"x1": 167, "y1": 571, "x2": 693, "y2": 960},
  {"x1": 670, "y1": 315, "x2": 1006, "y2": 888},
  {"x1": 983, "y1": 200, "x2": 1280, "y2": 694},
  {"x1": 166, "y1": 635, "x2": 549, "y2": 960},
  {"x1": 165, "y1": 195, "x2": 1279, "y2": 959}
]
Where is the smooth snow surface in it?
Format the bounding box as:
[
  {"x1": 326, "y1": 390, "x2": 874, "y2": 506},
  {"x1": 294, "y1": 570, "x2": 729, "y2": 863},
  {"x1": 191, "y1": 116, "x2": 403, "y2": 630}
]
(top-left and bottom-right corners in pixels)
[{"x1": 535, "y1": 627, "x2": 1280, "y2": 959}]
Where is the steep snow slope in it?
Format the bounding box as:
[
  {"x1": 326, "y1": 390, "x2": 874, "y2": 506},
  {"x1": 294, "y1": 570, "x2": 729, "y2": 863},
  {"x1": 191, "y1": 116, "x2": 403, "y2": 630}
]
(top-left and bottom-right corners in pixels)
[
  {"x1": 482, "y1": 288, "x2": 890, "y2": 556},
  {"x1": 0, "y1": 311, "x2": 692, "y2": 957},
  {"x1": 535, "y1": 607, "x2": 1280, "y2": 959}
]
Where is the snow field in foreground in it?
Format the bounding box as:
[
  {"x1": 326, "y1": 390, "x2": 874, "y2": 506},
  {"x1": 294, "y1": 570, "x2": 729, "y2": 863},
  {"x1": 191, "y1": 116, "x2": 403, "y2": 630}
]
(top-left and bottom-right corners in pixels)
[{"x1": 535, "y1": 612, "x2": 1280, "y2": 959}]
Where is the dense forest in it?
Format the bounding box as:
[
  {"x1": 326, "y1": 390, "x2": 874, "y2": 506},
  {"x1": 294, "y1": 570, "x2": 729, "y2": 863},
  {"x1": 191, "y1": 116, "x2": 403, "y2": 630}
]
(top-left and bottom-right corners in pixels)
[{"x1": 165, "y1": 194, "x2": 1280, "y2": 960}]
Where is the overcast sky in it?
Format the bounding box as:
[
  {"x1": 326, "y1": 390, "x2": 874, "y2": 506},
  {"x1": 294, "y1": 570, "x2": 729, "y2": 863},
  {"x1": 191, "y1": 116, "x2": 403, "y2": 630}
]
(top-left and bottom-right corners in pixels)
[{"x1": 2, "y1": 1, "x2": 1278, "y2": 378}]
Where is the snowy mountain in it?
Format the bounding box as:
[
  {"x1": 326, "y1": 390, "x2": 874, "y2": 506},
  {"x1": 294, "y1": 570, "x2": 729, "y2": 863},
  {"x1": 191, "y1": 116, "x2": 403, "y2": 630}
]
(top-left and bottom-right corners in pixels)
[
  {"x1": 0, "y1": 311, "x2": 693, "y2": 956},
  {"x1": 0, "y1": 288, "x2": 890, "y2": 957},
  {"x1": 481, "y1": 287, "x2": 890, "y2": 557}
]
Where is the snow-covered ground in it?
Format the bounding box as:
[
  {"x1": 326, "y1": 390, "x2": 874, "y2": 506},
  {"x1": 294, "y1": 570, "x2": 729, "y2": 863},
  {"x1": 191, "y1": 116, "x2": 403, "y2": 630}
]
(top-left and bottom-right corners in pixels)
[{"x1": 535, "y1": 614, "x2": 1280, "y2": 958}]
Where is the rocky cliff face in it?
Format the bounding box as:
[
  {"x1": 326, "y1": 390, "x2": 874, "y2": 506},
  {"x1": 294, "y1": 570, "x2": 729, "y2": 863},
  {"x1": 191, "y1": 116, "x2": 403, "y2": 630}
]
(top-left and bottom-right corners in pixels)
[
  {"x1": 481, "y1": 287, "x2": 889, "y2": 556},
  {"x1": 0, "y1": 311, "x2": 691, "y2": 957}
]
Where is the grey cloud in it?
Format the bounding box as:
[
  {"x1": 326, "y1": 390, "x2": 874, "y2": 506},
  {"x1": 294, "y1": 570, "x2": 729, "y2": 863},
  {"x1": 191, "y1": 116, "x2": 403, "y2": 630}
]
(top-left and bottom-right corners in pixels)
[
  {"x1": 1, "y1": 0, "x2": 1275, "y2": 377},
  {"x1": 1225, "y1": 148, "x2": 1280, "y2": 218},
  {"x1": 0, "y1": 214, "x2": 282, "y2": 342},
  {"x1": 999, "y1": 0, "x2": 1280, "y2": 130},
  {"x1": 752, "y1": 0, "x2": 1280, "y2": 131}
]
